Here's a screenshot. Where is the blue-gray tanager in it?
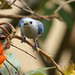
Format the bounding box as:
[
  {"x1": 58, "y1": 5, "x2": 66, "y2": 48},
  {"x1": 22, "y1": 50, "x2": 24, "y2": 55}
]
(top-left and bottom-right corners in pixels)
[{"x1": 18, "y1": 17, "x2": 44, "y2": 50}]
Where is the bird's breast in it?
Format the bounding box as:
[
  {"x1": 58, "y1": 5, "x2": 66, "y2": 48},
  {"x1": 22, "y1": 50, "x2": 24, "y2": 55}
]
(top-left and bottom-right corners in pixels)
[{"x1": 21, "y1": 26, "x2": 38, "y2": 39}]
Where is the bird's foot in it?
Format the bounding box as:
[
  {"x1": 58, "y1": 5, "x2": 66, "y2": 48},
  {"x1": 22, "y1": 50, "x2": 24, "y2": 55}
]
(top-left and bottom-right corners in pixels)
[
  {"x1": 33, "y1": 43, "x2": 38, "y2": 51},
  {"x1": 21, "y1": 37, "x2": 26, "y2": 43}
]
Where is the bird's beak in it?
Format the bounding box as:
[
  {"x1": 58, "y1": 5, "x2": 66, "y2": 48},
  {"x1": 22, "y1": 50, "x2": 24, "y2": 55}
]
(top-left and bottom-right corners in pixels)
[{"x1": 24, "y1": 22, "x2": 28, "y2": 25}]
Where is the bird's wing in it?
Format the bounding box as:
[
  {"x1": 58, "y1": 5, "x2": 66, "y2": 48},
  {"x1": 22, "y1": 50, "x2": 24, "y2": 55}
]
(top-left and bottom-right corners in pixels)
[
  {"x1": 38, "y1": 25, "x2": 44, "y2": 34},
  {"x1": 18, "y1": 19, "x2": 23, "y2": 27},
  {"x1": 35, "y1": 20, "x2": 44, "y2": 34}
]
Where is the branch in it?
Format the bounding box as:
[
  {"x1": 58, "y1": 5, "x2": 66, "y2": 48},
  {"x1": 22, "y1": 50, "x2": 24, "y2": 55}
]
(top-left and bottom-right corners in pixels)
[
  {"x1": 0, "y1": 35, "x2": 36, "y2": 61},
  {"x1": 0, "y1": 22, "x2": 36, "y2": 59},
  {"x1": 0, "y1": 14, "x2": 59, "y2": 20},
  {"x1": 54, "y1": 0, "x2": 75, "y2": 14},
  {"x1": 0, "y1": 21, "x2": 64, "y2": 74},
  {"x1": 12, "y1": 35, "x2": 64, "y2": 75}
]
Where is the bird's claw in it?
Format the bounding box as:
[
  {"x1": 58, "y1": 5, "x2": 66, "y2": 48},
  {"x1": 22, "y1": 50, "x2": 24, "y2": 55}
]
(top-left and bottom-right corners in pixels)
[
  {"x1": 33, "y1": 43, "x2": 38, "y2": 51},
  {"x1": 21, "y1": 37, "x2": 26, "y2": 43}
]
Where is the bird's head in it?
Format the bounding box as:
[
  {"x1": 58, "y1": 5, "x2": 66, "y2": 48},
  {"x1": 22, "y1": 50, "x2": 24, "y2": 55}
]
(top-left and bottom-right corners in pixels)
[{"x1": 18, "y1": 17, "x2": 36, "y2": 27}]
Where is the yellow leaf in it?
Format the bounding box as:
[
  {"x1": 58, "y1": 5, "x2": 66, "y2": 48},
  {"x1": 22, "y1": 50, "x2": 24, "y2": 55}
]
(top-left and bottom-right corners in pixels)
[{"x1": 0, "y1": 63, "x2": 3, "y2": 69}]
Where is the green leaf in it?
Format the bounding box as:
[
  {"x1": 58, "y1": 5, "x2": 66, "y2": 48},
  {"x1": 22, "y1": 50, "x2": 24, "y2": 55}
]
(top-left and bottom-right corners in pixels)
[
  {"x1": 0, "y1": 53, "x2": 21, "y2": 75},
  {"x1": 26, "y1": 67, "x2": 56, "y2": 75},
  {"x1": 40, "y1": 5, "x2": 58, "y2": 40},
  {"x1": 40, "y1": 9, "x2": 53, "y2": 40}
]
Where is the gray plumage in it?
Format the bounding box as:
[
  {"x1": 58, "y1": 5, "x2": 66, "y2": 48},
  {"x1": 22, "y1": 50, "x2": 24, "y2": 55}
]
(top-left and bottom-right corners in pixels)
[
  {"x1": 18, "y1": 17, "x2": 44, "y2": 40},
  {"x1": 18, "y1": 17, "x2": 44, "y2": 50}
]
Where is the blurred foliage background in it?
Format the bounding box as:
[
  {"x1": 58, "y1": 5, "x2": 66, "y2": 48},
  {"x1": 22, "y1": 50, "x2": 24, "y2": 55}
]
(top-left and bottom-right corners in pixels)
[{"x1": 0, "y1": 0, "x2": 75, "y2": 75}]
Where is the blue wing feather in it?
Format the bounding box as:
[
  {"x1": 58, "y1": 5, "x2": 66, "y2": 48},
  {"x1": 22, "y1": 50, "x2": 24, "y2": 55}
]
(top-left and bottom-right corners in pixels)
[
  {"x1": 38, "y1": 25, "x2": 44, "y2": 34},
  {"x1": 18, "y1": 19, "x2": 23, "y2": 27}
]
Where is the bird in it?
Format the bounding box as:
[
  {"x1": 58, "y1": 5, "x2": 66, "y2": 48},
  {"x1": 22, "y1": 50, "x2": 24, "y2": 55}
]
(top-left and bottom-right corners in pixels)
[{"x1": 18, "y1": 17, "x2": 44, "y2": 50}]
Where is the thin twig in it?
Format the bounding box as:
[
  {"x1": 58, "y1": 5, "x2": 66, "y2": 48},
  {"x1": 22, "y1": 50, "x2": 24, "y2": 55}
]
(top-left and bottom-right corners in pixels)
[
  {"x1": 13, "y1": 3, "x2": 49, "y2": 20},
  {"x1": 18, "y1": 0, "x2": 50, "y2": 20},
  {"x1": 3, "y1": 63, "x2": 11, "y2": 75},
  {"x1": 18, "y1": 0, "x2": 32, "y2": 11},
  {"x1": 13, "y1": 3, "x2": 32, "y2": 13},
  {"x1": 5, "y1": 0, "x2": 34, "y2": 15},
  {"x1": 5, "y1": 0, "x2": 50, "y2": 20},
  {"x1": 54, "y1": 0, "x2": 75, "y2": 14},
  {"x1": 6, "y1": 59, "x2": 20, "y2": 75},
  {"x1": 0, "y1": 22, "x2": 16, "y2": 36},
  {"x1": 0, "y1": 27, "x2": 10, "y2": 36},
  {"x1": 10, "y1": 43, "x2": 37, "y2": 59}
]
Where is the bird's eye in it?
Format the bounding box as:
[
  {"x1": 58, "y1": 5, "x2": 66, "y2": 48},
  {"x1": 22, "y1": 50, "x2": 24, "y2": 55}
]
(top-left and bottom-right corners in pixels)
[{"x1": 30, "y1": 21, "x2": 32, "y2": 24}]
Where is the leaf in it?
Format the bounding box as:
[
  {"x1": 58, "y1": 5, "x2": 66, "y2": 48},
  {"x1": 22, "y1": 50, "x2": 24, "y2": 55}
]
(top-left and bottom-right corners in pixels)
[
  {"x1": 0, "y1": 53, "x2": 21, "y2": 75},
  {"x1": 41, "y1": 5, "x2": 58, "y2": 40},
  {"x1": 0, "y1": 63, "x2": 3, "y2": 69},
  {"x1": 0, "y1": 42, "x2": 6, "y2": 65},
  {"x1": 26, "y1": 67, "x2": 56, "y2": 75}
]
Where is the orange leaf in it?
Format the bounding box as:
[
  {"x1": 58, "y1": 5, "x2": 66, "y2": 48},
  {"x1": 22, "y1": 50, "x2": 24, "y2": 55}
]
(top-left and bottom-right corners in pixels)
[{"x1": 0, "y1": 42, "x2": 6, "y2": 64}]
